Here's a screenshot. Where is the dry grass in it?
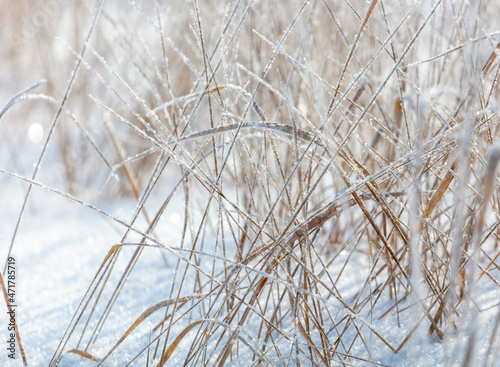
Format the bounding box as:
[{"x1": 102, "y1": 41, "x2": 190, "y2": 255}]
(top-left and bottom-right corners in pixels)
[{"x1": 1, "y1": 0, "x2": 500, "y2": 366}]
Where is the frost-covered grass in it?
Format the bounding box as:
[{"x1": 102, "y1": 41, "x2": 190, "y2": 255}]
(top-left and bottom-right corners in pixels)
[{"x1": 1, "y1": 0, "x2": 500, "y2": 366}]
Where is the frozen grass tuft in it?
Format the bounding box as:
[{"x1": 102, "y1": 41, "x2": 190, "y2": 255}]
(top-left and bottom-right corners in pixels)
[{"x1": 1, "y1": 0, "x2": 500, "y2": 366}]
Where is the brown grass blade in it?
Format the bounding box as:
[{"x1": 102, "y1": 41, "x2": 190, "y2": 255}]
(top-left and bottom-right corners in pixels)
[
  {"x1": 66, "y1": 349, "x2": 100, "y2": 362},
  {"x1": 422, "y1": 160, "x2": 457, "y2": 220},
  {"x1": 97, "y1": 294, "x2": 209, "y2": 366},
  {"x1": 296, "y1": 319, "x2": 330, "y2": 366},
  {"x1": 482, "y1": 41, "x2": 500, "y2": 76},
  {"x1": 156, "y1": 320, "x2": 204, "y2": 367}
]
